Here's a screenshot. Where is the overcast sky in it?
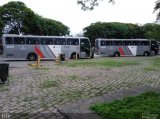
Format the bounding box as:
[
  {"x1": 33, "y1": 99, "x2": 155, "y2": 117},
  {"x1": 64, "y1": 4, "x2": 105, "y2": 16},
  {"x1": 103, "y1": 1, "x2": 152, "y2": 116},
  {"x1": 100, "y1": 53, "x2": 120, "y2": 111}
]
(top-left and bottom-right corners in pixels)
[{"x1": 0, "y1": 0, "x2": 158, "y2": 35}]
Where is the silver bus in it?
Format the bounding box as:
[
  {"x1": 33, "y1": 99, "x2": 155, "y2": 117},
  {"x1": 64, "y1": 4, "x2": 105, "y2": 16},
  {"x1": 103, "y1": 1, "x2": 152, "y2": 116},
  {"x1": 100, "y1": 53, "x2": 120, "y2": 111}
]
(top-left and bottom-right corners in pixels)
[
  {"x1": 95, "y1": 38, "x2": 159, "y2": 57},
  {"x1": 2, "y1": 34, "x2": 91, "y2": 60}
]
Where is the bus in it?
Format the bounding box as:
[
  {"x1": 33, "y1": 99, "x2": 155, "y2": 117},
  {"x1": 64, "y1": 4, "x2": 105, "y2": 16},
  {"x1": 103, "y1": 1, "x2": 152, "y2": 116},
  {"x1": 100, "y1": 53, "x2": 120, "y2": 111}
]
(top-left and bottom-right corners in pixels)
[
  {"x1": 2, "y1": 34, "x2": 91, "y2": 60},
  {"x1": 95, "y1": 38, "x2": 159, "y2": 57},
  {"x1": 0, "y1": 38, "x2": 2, "y2": 55}
]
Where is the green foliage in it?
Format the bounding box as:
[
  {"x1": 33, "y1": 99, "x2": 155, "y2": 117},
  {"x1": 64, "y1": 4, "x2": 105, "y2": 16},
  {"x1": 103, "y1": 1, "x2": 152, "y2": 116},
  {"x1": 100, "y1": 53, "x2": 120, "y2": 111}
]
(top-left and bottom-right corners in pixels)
[
  {"x1": 83, "y1": 22, "x2": 143, "y2": 45},
  {"x1": 0, "y1": 1, "x2": 70, "y2": 35},
  {"x1": 142, "y1": 23, "x2": 160, "y2": 41},
  {"x1": 40, "y1": 79, "x2": 58, "y2": 88},
  {"x1": 27, "y1": 14, "x2": 69, "y2": 36},
  {"x1": 91, "y1": 91, "x2": 160, "y2": 119},
  {"x1": 0, "y1": 1, "x2": 34, "y2": 34},
  {"x1": 84, "y1": 22, "x2": 160, "y2": 45}
]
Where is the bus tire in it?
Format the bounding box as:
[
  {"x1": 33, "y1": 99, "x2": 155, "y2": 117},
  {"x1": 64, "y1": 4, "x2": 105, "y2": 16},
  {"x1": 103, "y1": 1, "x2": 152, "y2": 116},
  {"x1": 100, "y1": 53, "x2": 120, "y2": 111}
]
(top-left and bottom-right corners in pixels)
[
  {"x1": 71, "y1": 52, "x2": 79, "y2": 59},
  {"x1": 28, "y1": 53, "x2": 37, "y2": 61},
  {"x1": 143, "y1": 51, "x2": 150, "y2": 56},
  {"x1": 114, "y1": 52, "x2": 120, "y2": 57}
]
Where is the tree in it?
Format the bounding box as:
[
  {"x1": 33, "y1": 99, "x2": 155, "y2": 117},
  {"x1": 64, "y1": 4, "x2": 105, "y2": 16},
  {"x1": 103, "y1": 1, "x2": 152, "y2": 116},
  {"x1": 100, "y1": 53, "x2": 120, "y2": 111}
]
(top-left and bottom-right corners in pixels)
[
  {"x1": 27, "y1": 14, "x2": 70, "y2": 36},
  {"x1": 77, "y1": 0, "x2": 114, "y2": 10},
  {"x1": 154, "y1": 0, "x2": 160, "y2": 21},
  {"x1": 83, "y1": 22, "x2": 143, "y2": 45},
  {"x1": 142, "y1": 23, "x2": 160, "y2": 41},
  {"x1": 0, "y1": 1, "x2": 34, "y2": 34},
  {"x1": 0, "y1": 1, "x2": 70, "y2": 36}
]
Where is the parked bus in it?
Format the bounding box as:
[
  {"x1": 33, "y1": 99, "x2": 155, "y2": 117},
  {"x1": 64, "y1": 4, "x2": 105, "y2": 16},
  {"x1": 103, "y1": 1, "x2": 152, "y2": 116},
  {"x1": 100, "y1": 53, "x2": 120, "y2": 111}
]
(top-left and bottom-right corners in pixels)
[
  {"x1": 95, "y1": 38, "x2": 159, "y2": 57},
  {"x1": 2, "y1": 34, "x2": 91, "y2": 60}
]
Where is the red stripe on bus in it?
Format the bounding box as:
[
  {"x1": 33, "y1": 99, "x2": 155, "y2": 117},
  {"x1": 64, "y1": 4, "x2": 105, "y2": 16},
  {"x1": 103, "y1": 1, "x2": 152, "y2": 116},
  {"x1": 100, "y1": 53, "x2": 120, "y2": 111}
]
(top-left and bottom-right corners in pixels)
[
  {"x1": 118, "y1": 47, "x2": 125, "y2": 55},
  {"x1": 35, "y1": 46, "x2": 44, "y2": 58}
]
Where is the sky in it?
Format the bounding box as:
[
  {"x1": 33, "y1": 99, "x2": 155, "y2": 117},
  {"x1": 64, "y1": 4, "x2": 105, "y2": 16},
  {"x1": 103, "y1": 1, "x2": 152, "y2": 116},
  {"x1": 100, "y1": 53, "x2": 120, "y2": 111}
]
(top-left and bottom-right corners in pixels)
[{"x1": 0, "y1": 0, "x2": 158, "y2": 35}]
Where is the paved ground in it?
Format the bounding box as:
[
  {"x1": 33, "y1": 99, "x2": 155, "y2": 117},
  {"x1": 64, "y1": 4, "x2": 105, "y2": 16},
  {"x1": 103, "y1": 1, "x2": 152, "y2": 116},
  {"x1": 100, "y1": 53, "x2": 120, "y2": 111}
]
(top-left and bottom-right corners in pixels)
[
  {"x1": 58, "y1": 85, "x2": 160, "y2": 119},
  {"x1": 0, "y1": 56, "x2": 160, "y2": 119}
]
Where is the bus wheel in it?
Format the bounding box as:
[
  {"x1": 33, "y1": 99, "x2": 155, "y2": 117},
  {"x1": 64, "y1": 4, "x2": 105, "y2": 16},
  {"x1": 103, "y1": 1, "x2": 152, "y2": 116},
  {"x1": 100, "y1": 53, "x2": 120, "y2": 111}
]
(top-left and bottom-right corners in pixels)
[
  {"x1": 71, "y1": 53, "x2": 79, "y2": 59},
  {"x1": 143, "y1": 51, "x2": 149, "y2": 56},
  {"x1": 114, "y1": 52, "x2": 120, "y2": 57},
  {"x1": 28, "y1": 53, "x2": 37, "y2": 61}
]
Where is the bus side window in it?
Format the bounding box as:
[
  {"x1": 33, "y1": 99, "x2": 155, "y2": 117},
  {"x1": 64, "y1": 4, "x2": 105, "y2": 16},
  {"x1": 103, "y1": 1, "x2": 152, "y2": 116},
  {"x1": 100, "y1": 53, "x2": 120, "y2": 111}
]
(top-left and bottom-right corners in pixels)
[
  {"x1": 26, "y1": 38, "x2": 39, "y2": 45},
  {"x1": 106, "y1": 41, "x2": 112, "y2": 46},
  {"x1": 115, "y1": 41, "x2": 122, "y2": 46},
  {"x1": 6, "y1": 37, "x2": 13, "y2": 44},
  {"x1": 40, "y1": 38, "x2": 53, "y2": 45},
  {"x1": 123, "y1": 41, "x2": 131, "y2": 46},
  {"x1": 141, "y1": 41, "x2": 149, "y2": 46},
  {"x1": 100, "y1": 41, "x2": 105, "y2": 46},
  {"x1": 132, "y1": 41, "x2": 140, "y2": 46},
  {"x1": 67, "y1": 38, "x2": 79, "y2": 45},
  {"x1": 13, "y1": 37, "x2": 25, "y2": 45},
  {"x1": 54, "y1": 38, "x2": 66, "y2": 45}
]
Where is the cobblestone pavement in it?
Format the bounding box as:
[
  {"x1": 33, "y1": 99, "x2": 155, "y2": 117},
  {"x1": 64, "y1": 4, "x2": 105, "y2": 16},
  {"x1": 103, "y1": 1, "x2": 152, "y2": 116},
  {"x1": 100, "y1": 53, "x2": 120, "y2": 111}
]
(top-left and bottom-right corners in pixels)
[{"x1": 0, "y1": 56, "x2": 160, "y2": 119}]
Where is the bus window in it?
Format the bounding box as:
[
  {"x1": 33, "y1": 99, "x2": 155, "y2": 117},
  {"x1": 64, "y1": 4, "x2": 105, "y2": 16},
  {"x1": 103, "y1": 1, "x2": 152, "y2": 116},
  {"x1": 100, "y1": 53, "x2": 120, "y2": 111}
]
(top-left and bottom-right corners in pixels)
[
  {"x1": 141, "y1": 41, "x2": 149, "y2": 46},
  {"x1": 132, "y1": 41, "x2": 140, "y2": 46},
  {"x1": 114, "y1": 41, "x2": 122, "y2": 46},
  {"x1": 40, "y1": 38, "x2": 53, "y2": 45},
  {"x1": 13, "y1": 37, "x2": 25, "y2": 44},
  {"x1": 123, "y1": 41, "x2": 131, "y2": 46},
  {"x1": 67, "y1": 38, "x2": 79, "y2": 45},
  {"x1": 100, "y1": 41, "x2": 106, "y2": 46},
  {"x1": 106, "y1": 41, "x2": 112, "y2": 46},
  {"x1": 54, "y1": 38, "x2": 66, "y2": 45},
  {"x1": 6, "y1": 37, "x2": 13, "y2": 44},
  {"x1": 26, "y1": 38, "x2": 40, "y2": 45}
]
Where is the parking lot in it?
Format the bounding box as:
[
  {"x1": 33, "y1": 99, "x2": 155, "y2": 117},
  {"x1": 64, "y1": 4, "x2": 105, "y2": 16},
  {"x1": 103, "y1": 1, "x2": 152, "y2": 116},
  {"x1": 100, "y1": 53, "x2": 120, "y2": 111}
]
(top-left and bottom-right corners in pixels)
[{"x1": 0, "y1": 55, "x2": 160, "y2": 118}]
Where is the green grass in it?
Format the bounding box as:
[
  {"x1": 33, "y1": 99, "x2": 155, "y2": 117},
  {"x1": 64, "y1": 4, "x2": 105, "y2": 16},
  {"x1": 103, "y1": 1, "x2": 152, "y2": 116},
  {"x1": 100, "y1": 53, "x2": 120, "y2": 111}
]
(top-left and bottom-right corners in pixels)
[
  {"x1": 68, "y1": 75, "x2": 79, "y2": 80},
  {"x1": 144, "y1": 58, "x2": 160, "y2": 72},
  {"x1": 64, "y1": 58, "x2": 139, "y2": 68},
  {"x1": 90, "y1": 91, "x2": 160, "y2": 119},
  {"x1": 144, "y1": 67, "x2": 158, "y2": 71},
  {"x1": 0, "y1": 84, "x2": 9, "y2": 92},
  {"x1": 40, "y1": 79, "x2": 58, "y2": 88},
  {"x1": 152, "y1": 58, "x2": 160, "y2": 67}
]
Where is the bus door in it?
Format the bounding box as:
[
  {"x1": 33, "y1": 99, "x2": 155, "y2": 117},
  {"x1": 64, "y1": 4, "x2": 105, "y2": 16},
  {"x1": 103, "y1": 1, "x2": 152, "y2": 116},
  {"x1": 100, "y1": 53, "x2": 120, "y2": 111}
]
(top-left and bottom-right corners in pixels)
[
  {"x1": 80, "y1": 38, "x2": 90, "y2": 58},
  {"x1": 13, "y1": 37, "x2": 26, "y2": 58},
  {"x1": 151, "y1": 41, "x2": 159, "y2": 55}
]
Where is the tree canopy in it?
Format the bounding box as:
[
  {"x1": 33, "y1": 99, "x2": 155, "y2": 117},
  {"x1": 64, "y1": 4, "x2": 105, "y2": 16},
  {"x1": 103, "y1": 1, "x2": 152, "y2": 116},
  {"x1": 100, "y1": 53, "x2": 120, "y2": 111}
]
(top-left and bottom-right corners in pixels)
[
  {"x1": 84, "y1": 22, "x2": 160, "y2": 46},
  {"x1": 0, "y1": 1, "x2": 70, "y2": 36}
]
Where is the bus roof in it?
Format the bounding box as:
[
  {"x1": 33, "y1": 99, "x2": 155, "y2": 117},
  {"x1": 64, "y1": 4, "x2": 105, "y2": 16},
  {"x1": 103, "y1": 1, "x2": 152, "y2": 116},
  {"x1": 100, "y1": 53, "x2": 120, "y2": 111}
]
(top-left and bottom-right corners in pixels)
[
  {"x1": 96, "y1": 38, "x2": 149, "y2": 41},
  {"x1": 2, "y1": 34, "x2": 88, "y2": 39}
]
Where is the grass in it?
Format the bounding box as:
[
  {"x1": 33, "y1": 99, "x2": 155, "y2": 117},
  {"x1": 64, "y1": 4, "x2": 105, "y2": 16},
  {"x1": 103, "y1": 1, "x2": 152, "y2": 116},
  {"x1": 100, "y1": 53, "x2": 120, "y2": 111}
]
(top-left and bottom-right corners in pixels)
[
  {"x1": 68, "y1": 75, "x2": 79, "y2": 80},
  {"x1": 90, "y1": 91, "x2": 160, "y2": 119},
  {"x1": 0, "y1": 83, "x2": 9, "y2": 92},
  {"x1": 35, "y1": 67, "x2": 50, "y2": 72},
  {"x1": 144, "y1": 67, "x2": 158, "y2": 71},
  {"x1": 64, "y1": 58, "x2": 139, "y2": 68},
  {"x1": 40, "y1": 79, "x2": 58, "y2": 88},
  {"x1": 152, "y1": 58, "x2": 160, "y2": 67},
  {"x1": 144, "y1": 58, "x2": 160, "y2": 72}
]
